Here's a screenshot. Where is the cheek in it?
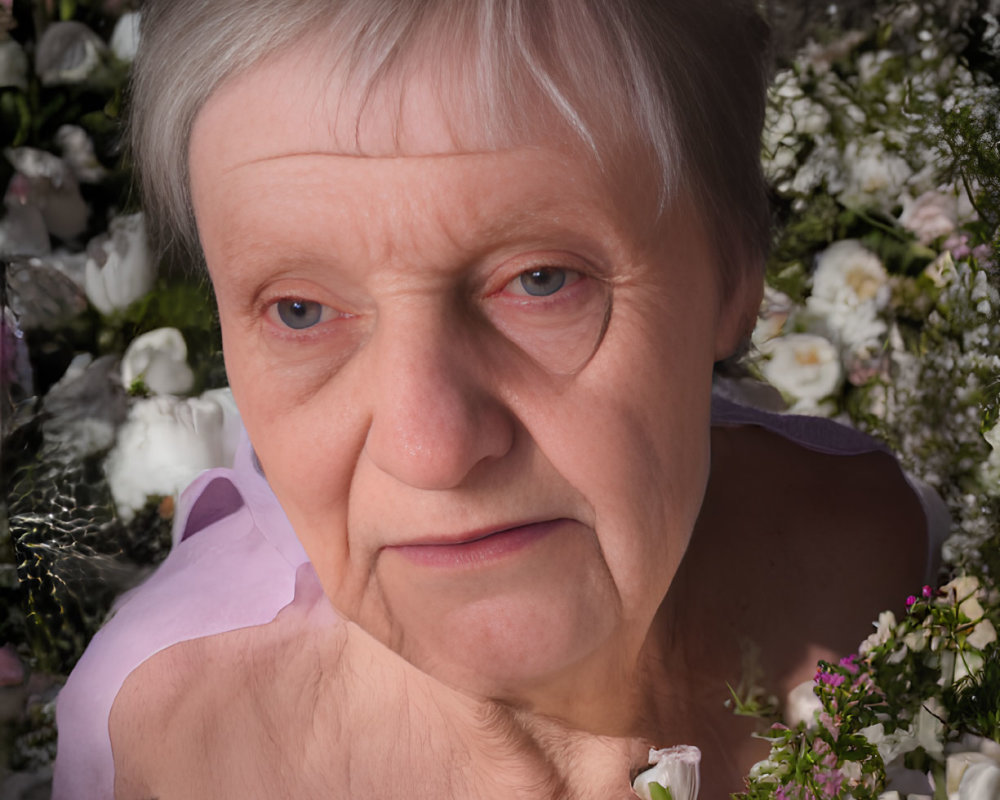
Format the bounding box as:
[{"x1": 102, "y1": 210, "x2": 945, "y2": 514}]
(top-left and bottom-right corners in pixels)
[
  {"x1": 219, "y1": 318, "x2": 364, "y2": 587},
  {"x1": 514, "y1": 304, "x2": 716, "y2": 616}
]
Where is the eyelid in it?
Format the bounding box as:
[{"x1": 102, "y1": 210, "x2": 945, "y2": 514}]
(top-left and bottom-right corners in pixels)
[{"x1": 484, "y1": 252, "x2": 601, "y2": 298}]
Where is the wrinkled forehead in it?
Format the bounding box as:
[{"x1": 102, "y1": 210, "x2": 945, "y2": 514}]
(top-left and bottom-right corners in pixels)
[{"x1": 190, "y1": 34, "x2": 663, "y2": 233}]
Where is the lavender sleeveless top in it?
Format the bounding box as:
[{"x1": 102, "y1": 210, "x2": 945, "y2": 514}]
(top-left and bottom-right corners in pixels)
[{"x1": 51, "y1": 398, "x2": 949, "y2": 799}]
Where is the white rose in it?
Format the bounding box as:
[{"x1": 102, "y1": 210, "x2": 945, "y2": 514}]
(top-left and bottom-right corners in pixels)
[
  {"x1": 806, "y1": 240, "x2": 890, "y2": 351},
  {"x1": 105, "y1": 391, "x2": 240, "y2": 522},
  {"x1": 784, "y1": 680, "x2": 822, "y2": 728},
  {"x1": 899, "y1": 191, "x2": 958, "y2": 245},
  {"x1": 110, "y1": 11, "x2": 142, "y2": 63},
  {"x1": 760, "y1": 333, "x2": 842, "y2": 408},
  {"x1": 839, "y1": 138, "x2": 912, "y2": 212},
  {"x1": 952, "y1": 757, "x2": 1000, "y2": 800},
  {"x1": 811, "y1": 240, "x2": 889, "y2": 310},
  {"x1": 121, "y1": 327, "x2": 195, "y2": 396},
  {"x1": 84, "y1": 212, "x2": 155, "y2": 314},
  {"x1": 632, "y1": 746, "x2": 701, "y2": 800}
]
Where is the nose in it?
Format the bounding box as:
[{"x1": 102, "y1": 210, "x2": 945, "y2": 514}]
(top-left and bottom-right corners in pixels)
[{"x1": 362, "y1": 313, "x2": 515, "y2": 490}]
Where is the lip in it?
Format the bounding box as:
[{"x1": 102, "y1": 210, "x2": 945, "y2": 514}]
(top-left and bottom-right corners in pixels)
[{"x1": 385, "y1": 519, "x2": 565, "y2": 567}]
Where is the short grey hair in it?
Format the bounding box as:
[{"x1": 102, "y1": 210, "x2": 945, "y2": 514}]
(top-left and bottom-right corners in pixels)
[{"x1": 130, "y1": 0, "x2": 772, "y2": 292}]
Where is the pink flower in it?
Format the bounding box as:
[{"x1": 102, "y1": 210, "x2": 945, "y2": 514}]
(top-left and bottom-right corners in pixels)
[
  {"x1": 839, "y1": 654, "x2": 860, "y2": 675},
  {"x1": 816, "y1": 768, "x2": 844, "y2": 798}
]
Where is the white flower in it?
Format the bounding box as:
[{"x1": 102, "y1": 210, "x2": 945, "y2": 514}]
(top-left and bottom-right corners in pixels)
[
  {"x1": 4, "y1": 145, "x2": 89, "y2": 240},
  {"x1": 55, "y1": 124, "x2": 107, "y2": 183},
  {"x1": 916, "y1": 698, "x2": 946, "y2": 759},
  {"x1": 985, "y1": 425, "x2": 1000, "y2": 452},
  {"x1": 967, "y1": 620, "x2": 997, "y2": 651},
  {"x1": 34, "y1": 21, "x2": 106, "y2": 86},
  {"x1": 105, "y1": 390, "x2": 241, "y2": 522},
  {"x1": 760, "y1": 333, "x2": 842, "y2": 409},
  {"x1": 784, "y1": 680, "x2": 822, "y2": 728},
  {"x1": 942, "y1": 576, "x2": 983, "y2": 614},
  {"x1": 632, "y1": 746, "x2": 700, "y2": 800},
  {"x1": 0, "y1": 36, "x2": 29, "y2": 90},
  {"x1": 121, "y1": 327, "x2": 195, "y2": 396},
  {"x1": 948, "y1": 754, "x2": 1000, "y2": 800},
  {"x1": 811, "y1": 240, "x2": 890, "y2": 311},
  {"x1": 860, "y1": 722, "x2": 920, "y2": 765},
  {"x1": 84, "y1": 212, "x2": 155, "y2": 314},
  {"x1": 860, "y1": 610, "x2": 898, "y2": 655},
  {"x1": 838, "y1": 138, "x2": 913, "y2": 212},
  {"x1": 805, "y1": 240, "x2": 891, "y2": 353},
  {"x1": 110, "y1": 11, "x2": 141, "y2": 63},
  {"x1": 752, "y1": 287, "x2": 794, "y2": 347},
  {"x1": 899, "y1": 191, "x2": 959, "y2": 244}
]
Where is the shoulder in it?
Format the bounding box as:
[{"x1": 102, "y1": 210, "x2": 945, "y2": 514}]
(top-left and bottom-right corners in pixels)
[
  {"x1": 109, "y1": 565, "x2": 348, "y2": 797},
  {"x1": 53, "y1": 486, "x2": 304, "y2": 799},
  {"x1": 688, "y1": 417, "x2": 929, "y2": 695}
]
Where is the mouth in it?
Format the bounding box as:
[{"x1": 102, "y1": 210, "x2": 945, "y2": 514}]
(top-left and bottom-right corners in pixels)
[{"x1": 385, "y1": 519, "x2": 566, "y2": 567}]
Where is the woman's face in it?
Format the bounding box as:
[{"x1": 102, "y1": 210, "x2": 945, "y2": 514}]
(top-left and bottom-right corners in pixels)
[{"x1": 189, "y1": 46, "x2": 752, "y2": 715}]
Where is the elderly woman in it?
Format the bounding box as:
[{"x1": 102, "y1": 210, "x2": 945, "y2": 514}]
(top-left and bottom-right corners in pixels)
[{"x1": 53, "y1": 1, "x2": 943, "y2": 797}]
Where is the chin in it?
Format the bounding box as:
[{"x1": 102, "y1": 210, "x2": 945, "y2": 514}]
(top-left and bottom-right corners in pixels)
[{"x1": 372, "y1": 540, "x2": 622, "y2": 700}]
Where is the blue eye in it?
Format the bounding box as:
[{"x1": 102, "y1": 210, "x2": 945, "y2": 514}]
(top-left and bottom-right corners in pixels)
[
  {"x1": 518, "y1": 268, "x2": 567, "y2": 297},
  {"x1": 276, "y1": 299, "x2": 324, "y2": 329}
]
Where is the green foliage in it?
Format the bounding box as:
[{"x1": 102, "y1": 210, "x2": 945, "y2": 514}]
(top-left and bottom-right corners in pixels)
[{"x1": 649, "y1": 781, "x2": 673, "y2": 800}]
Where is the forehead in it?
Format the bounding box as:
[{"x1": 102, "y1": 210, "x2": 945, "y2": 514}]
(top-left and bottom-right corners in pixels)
[
  {"x1": 192, "y1": 36, "x2": 564, "y2": 164},
  {"x1": 188, "y1": 42, "x2": 664, "y2": 254}
]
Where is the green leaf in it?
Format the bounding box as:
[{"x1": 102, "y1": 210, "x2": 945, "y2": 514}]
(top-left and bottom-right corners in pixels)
[{"x1": 648, "y1": 781, "x2": 673, "y2": 800}]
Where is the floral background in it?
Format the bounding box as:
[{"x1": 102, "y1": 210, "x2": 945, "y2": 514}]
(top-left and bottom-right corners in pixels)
[{"x1": 1, "y1": 0, "x2": 999, "y2": 798}]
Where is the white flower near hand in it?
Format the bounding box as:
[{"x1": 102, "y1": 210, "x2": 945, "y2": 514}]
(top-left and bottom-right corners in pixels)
[
  {"x1": 785, "y1": 680, "x2": 822, "y2": 728},
  {"x1": 120, "y1": 327, "x2": 195, "y2": 396},
  {"x1": 899, "y1": 191, "x2": 958, "y2": 245},
  {"x1": 760, "y1": 333, "x2": 842, "y2": 412},
  {"x1": 84, "y1": 212, "x2": 155, "y2": 314},
  {"x1": 632, "y1": 746, "x2": 701, "y2": 800},
  {"x1": 105, "y1": 390, "x2": 241, "y2": 522}
]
